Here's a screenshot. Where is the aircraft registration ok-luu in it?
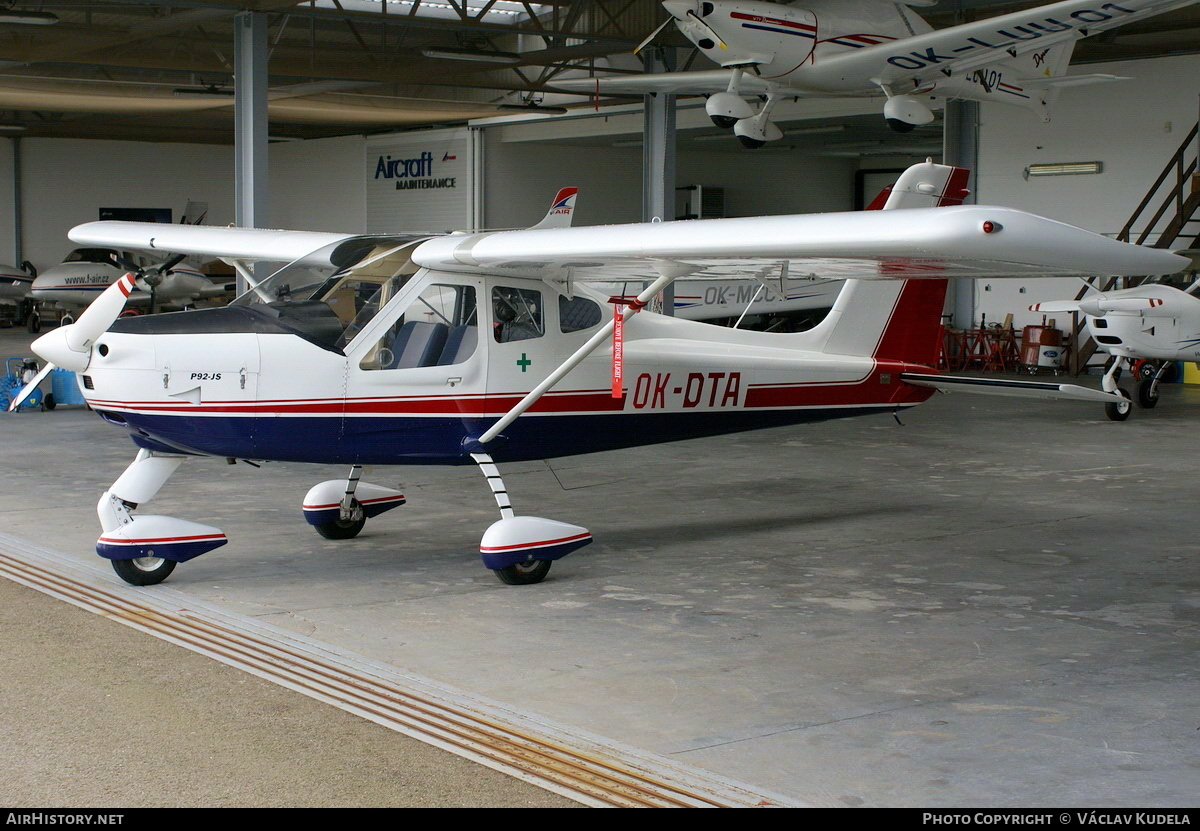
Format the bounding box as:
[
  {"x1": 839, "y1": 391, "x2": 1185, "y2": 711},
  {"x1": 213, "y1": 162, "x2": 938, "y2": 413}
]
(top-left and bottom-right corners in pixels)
[{"x1": 555, "y1": 0, "x2": 1198, "y2": 147}]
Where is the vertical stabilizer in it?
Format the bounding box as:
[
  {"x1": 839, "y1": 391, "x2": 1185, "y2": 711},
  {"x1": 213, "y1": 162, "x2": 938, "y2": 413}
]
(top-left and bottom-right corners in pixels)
[
  {"x1": 530, "y1": 187, "x2": 579, "y2": 230},
  {"x1": 812, "y1": 161, "x2": 962, "y2": 363},
  {"x1": 880, "y1": 160, "x2": 970, "y2": 209}
]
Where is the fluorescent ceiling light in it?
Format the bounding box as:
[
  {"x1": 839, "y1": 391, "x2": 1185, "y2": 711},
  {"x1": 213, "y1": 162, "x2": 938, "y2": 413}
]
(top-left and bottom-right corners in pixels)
[
  {"x1": 0, "y1": 10, "x2": 58, "y2": 25},
  {"x1": 421, "y1": 47, "x2": 521, "y2": 65},
  {"x1": 497, "y1": 103, "x2": 568, "y2": 114},
  {"x1": 172, "y1": 87, "x2": 235, "y2": 98},
  {"x1": 1025, "y1": 161, "x2": 1103, "y2": 178}
]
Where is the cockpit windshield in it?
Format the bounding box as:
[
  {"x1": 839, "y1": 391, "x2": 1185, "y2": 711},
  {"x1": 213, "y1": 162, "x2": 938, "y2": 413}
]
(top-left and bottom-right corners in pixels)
[
  {"x1": 1145, "y1": 270, "x2": 1200, "y2": 295},
  {"x1": 64, "y1": 248, "x2": 119, "y2": 265},
  {"x1": 230, "y1": 233, "x2": 431, "y2": 349}
]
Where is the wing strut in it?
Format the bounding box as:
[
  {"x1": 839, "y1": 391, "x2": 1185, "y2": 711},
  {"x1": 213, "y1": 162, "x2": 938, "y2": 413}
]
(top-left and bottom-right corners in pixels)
[{"x1": 477, "y1": 269, "x2": 681, "y2": 445}]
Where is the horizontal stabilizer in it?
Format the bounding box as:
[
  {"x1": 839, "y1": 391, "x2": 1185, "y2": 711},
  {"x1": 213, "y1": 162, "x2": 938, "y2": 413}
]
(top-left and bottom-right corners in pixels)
[
  {"x1": 1031, "y1": 296, "x2": 1172, "y2": 316},
  {"x1": 901, "y1": 373, "x2": 1122, "y2": 404}
]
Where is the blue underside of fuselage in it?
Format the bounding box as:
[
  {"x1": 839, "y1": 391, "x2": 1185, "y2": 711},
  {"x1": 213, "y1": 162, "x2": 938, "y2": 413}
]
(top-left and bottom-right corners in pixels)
[{"x1": 109, "y1": 407, "x2": 901, "y2": 465}]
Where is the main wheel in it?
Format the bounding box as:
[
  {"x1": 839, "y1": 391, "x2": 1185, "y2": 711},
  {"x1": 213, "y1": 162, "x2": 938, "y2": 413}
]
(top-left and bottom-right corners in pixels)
[
  {"x1": 313, "y1": 499, "x2": 366, "y2": 540},
  {"x1": 111, "y1": 556, "x2": 176, "y2": 586},
  {"x1": 1105, "y1": 388, "x2": 1132, "y2": 421},
  {"x1": 1137, "y1": 378, "x2": 1160, "y2": 409},
  {"x1": 493, "y1": 559, "x2": 551, "y2": 585}
]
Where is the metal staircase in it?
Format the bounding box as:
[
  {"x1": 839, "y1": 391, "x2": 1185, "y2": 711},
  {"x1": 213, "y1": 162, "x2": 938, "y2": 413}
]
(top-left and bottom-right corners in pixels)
[{"x1": 1070, "y1": 121, "x2": 1200, "y2": 373}]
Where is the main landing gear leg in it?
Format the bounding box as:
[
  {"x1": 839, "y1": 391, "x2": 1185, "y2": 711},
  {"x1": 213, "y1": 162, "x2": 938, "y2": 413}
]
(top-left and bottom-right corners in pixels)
[
  {"x1": 1102, "y1": 357, "x2": 1132, "y2": 422},
  {"x1": 471, "y1": 453, "x2": 592, "y2": 585},
  {"x1": 302, "y1": 465, "x2": 406, "y2": 539},
  {"x1": 97, "y1": 449, "x2": 228, "y2": 586}
]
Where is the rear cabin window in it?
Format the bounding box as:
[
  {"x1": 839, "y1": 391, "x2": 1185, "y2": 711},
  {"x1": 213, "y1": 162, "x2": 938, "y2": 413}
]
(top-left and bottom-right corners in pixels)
[{"x1": 559, "y1": 295, "x2": 603, "y2": 333}]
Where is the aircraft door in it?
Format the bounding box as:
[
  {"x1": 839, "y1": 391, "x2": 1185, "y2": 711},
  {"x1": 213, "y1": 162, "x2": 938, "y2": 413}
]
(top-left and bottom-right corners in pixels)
[
  {"x1": 345, "y1": 277, "x2": 487, "y2": 461},
  {"x1": 483, "y1": 282, "x2": 610, "y2": 442}
]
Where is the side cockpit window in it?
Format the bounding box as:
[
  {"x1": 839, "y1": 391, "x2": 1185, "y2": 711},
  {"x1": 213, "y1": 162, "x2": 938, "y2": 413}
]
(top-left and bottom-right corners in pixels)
[{"x1": 360, "y1": 283, "x2": 478, "y2": 371}]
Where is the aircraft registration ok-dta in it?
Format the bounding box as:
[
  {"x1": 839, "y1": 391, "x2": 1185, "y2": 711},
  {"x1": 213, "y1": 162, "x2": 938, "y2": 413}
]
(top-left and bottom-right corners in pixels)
[
  {"x1": 555, "y1": 0, "x2": 1198, "y2": 147},
  {"x1": 14, "y1": 163, "x2": 1187, "y2": 586}
]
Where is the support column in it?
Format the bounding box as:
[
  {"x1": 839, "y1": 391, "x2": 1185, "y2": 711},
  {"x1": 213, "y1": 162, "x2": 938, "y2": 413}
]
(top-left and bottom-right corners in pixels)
[
  {"x1": 234, "y1": 11, "x2": 269, "y2": 232},
  {"x1": 642, "y1": 48, "x2": 676, "y2": 314},
  {"x1": 943, "y1": 99, "x2": 980, "y2": 329}
]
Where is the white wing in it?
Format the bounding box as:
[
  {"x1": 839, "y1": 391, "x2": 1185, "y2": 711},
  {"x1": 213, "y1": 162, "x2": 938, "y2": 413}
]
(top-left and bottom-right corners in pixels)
[
  {"x1": 411, "y1": 205, "x2": 1186, "y2": 283},
  {"x1": 822, "y1": 0, "x2": 1199, "y2": 90},
  {"x1": 68, "y1": 221, "x2": 362, "y2": 266},
  {"x1": 552, "y1": 69, "x2": 781, "y2": 97}
]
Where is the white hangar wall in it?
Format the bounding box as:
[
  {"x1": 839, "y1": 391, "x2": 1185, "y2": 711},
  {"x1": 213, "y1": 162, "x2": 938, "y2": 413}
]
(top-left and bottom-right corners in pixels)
[
  {"x1": 973, "y1": 52, "x2": 1200, "y2": 329},
  {"x1": 476, "y1": 119, "x2": 859, "y2": 228},
  {"x1": 1, "y1": 138, "x2": 235, "y2": 272},
  {"x1": 0, "y1": 134, "x2": 364, "y2": 273}
]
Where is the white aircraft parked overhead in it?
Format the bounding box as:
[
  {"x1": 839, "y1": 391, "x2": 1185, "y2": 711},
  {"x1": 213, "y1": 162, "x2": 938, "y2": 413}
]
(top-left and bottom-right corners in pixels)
[
  {"x1": 1029, "y1": 267, "x2": 1200, "y2": 419},
  {"x1": 10, "y1": 163, "x2": 1185, "y2": 587},
  {"x1": 555, "y1": 0, "x2": 1197, "y2": 147},
  {"x1": 28, "y1": 247, "x2": 233, "y2": 332}
]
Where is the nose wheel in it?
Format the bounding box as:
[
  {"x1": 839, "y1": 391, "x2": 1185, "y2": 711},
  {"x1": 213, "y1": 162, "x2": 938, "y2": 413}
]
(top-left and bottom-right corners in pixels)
[
  {"x1": 312, "y1": 498, "x2": 366, "y2": 539},
  {"x1": 493, "y1": 559, "x2": 552, "y2": 585},
  {"x1": 111, "y1": 556, "x2": 177, "y2": 586}
]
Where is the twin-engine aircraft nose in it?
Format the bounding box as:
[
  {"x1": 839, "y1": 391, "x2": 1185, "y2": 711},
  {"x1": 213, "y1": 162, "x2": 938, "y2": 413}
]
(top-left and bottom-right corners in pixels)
[{"x1": 8, "y1": 271, "x2": 137, "y2": 410}]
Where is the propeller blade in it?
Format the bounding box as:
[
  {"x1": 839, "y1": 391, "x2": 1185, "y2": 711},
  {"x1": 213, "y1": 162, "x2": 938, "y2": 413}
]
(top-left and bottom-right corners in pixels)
[
  {"x1": 1028, "y1": 300, "x2": 1082, "y2": 313},
  {"x1": 30, "y1": 272, "x2": 137, "y2": 373},
  {"x1": 633, "y1": 17, "x2": 674, "y2": 55},
  {"x1": 69, "y1": 272, "x2": 138, "y2": 352},
  {"x1": 157, "y1": 253, "x2": 187, "y2": 275},
  {"x1": 686, "y1": 10, "x2": 727, "y2": 50},
  {"x1": 7, "y1": 363, "x2": 53, "y2": 412}
]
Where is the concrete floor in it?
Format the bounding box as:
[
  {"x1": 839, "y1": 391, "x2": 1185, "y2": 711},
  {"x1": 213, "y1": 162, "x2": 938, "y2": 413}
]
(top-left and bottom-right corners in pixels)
[{"x1": 1, "y1": 325, "x2": 1198, "y2": 808}]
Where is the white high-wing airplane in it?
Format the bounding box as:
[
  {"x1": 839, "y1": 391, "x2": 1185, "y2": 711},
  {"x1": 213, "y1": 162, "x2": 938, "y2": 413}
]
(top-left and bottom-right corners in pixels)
[
  {"x1": 12, "y1": 162, "x2": 1185, "y2": 587},
  {"x1": 27, "y1": 247, "x2": 233, "y2": 332},
  {"x1": 555, "y1": 0, "x2": 1196, "y2": 147},
  {"x1": 1029, "y1": 269, "x2": 1200, "y2": 419}
]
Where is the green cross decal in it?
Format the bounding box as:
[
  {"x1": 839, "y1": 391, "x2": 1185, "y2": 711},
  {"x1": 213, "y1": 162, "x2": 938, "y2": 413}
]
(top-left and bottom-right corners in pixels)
[{"x1": 517, "y1": 353, "x2": 532, "y2": 372}]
